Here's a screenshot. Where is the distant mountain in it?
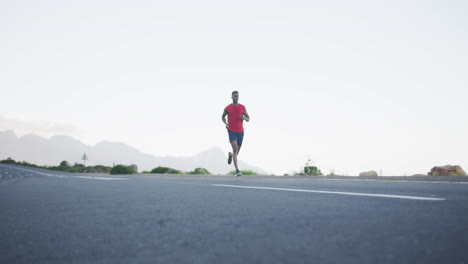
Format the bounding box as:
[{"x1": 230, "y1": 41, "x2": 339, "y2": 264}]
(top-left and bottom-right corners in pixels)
[{"x1": 0, "y1": 130, "x2": 266, "y2": 174}]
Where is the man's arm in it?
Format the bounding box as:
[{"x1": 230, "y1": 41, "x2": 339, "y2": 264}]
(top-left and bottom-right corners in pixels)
[
  {"x1": 222, "y1": 109, "x2": 229, "y2": 129},
  {"x1": 243, "y1": 108, "x2": 250, "y2": 122}
]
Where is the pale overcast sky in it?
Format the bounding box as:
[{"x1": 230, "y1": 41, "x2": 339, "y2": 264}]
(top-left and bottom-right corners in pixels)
[{"x1": 1, "y1": 0, "x2": 467, "y2": 175}]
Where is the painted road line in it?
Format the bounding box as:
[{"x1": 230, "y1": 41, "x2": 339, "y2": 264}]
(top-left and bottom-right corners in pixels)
[
  {"x1": 319, "y1": 178, "x2": 468, "y2": 184},
  {"x1": 3, "y1": 166, "x2": 129, "y2": 181},
  {"x1": 212, "y1": 184, "x2": 445, "y2": 201},
  {"x1": 75, "y1": 176, "x2": 129, "y2": 181}
]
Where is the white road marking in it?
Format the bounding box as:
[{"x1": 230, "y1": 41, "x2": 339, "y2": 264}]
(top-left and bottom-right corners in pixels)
[
  {"x1": 212, "y1": 184, "x2": 445, "y2": 201},
  {"x1": 75, "y1": 176, "x2": 129, "y2": 181},
  {"x1": 1, "y1": 166, "x2": 129, "y2": 181},
  {"x1": 319, "y1": 178, "x2": 468, "y2": 184}
]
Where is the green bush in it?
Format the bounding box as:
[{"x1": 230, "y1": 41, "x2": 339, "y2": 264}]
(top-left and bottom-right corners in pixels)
[
  {"x1": 0, "y1": 157, "x2": 17, "y2": 164},
  {"x1": 189, "y1": 168, "x2": 211, "y2": 175},
  {"x1": 0, "y1": 158, "x2": 39, "y2": 167},
  {"x1": 49, "y1": 162, "x2": 84, "y2": 173},
  {"x1": 71, "y1": 163, "x2": 85, "y2": 173},
  {"x1": 303, "y1": 166, "x2": 322, "y2": 176},
  {"x1": 83, "y1": 167, "x2": 96, "y2": 173},
  {"x1": 91, "y1": 165, "x2": 112, "y2": 173},
  {"x1": 0, "y1": 158, "x2": 113, "y2": 174},
  {"x1": 111, "y1": 165, "x2": 135, "y2": 175},
  {"x1": 49, "y1": 166, "x2": 63, "y2": 172},
  {"x1": 20, "y1": 161, "x2": 39, "y2": 168},
  {"x1": 150, "y1": 166, "x2": 182, "y2": 174}
]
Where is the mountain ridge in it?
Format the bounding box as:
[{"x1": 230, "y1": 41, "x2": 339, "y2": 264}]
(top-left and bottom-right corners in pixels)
[{"x1": 0, "y1": 130, "x2": 266, "y2": 174}]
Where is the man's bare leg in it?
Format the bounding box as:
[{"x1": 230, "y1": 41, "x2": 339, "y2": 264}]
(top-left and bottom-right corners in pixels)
[{"x1": 230, "y1": 140, "x2": 240, "y2": 173}]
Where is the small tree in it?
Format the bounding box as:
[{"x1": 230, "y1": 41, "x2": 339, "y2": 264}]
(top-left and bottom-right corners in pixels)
[{"x1": 59, "y1": 160, "x2": 70, "y2": 168}]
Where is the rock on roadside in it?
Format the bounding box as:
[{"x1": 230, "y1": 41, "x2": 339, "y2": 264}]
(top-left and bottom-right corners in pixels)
[
  {"x1": 428, "y1": 165, "x2": 467, "y2": 176},
  {"x1": 359, "y1": 170, "x2": 378, "y2": 177}
]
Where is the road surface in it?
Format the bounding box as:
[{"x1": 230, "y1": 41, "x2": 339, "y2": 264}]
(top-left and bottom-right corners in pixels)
[{"x1": 1, "y1": 164, "x2": 467, "y2": 263}]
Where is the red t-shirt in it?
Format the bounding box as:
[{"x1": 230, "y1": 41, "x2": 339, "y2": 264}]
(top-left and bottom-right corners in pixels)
[{"x1": 225, "y1": 104, "x2": 246, "y2": 132}]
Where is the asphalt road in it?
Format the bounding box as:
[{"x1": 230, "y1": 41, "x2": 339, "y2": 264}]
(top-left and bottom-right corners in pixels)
[{"x1": 1, "y1": 164, "x2": 468, "y2": 264}]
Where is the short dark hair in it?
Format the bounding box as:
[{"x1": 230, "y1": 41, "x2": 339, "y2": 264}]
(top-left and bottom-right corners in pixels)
[{"x1": 232, "y1": 91, "x2": 239, "y2": 96}]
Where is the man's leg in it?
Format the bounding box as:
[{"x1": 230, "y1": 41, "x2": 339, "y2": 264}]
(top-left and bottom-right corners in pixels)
[
  {"x1": 230, "y1": 140, "x2": 240, "y2": 172},
  {"x1": 236, "y1": 132, "x2": 244, "y2": 156}
]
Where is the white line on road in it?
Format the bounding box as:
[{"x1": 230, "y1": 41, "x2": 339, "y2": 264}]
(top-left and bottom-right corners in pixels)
[
  {"x1": 212, "y1": 184, "x2": 445, "y2": 201},
  {"x1": 2, "y1": 166, "x2": 129, "y2": 181},
  {"x1": 319, "y1": 178, "x2": 468, "y2": 184},
  {"x1": 75, "y1": 176, "x2": 129, "y2": 181}
]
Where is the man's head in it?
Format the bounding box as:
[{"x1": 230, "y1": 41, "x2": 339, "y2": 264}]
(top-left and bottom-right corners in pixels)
[{"x1": 231, "y1": 91, "x2": 239, "y2": 104}]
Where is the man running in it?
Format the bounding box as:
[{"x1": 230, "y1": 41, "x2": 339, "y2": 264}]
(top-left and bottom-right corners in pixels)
[{"x1": 222, "y1": 91, "x2": 250, "y2": 176}]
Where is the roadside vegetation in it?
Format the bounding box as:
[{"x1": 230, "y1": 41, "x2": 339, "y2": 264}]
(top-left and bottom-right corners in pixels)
[
  {"x1": 110, "y1": 165, "x2": 136, "y2": 175},
  {"x1": 0, "y1": 157, "x2": 113, "y2": 173},
  {"x1": 293, "y1": 158, "x2": 323, "y2": 176},
  {"x1": 149, "y1": 166, "x2": 183, "y2": 174},
  {"x1": 142, "y1": 167, "x2": 211, "y2": 175},
  {"x1": 229, "y1": 170, "x2": 258, "y2": 175},
  {"x1": 0, "y1": 157, "x2": 215, "y2": 176},
  {"x1": 299, "y1": 166, "x2": 323, "y2": 176},
  {"x1": 188, "y1": 168, "x2": 211, "y2": 175}
]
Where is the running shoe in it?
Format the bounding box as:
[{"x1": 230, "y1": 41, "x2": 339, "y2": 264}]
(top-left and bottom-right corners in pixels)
[
  {"x1": 235, "y1": 170, "x2": 242, "y2": 177},
  {"x1": 228, "y1": 152, "x2": 232, "y2": 165}
]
